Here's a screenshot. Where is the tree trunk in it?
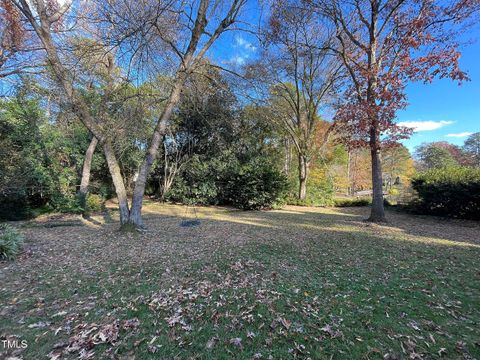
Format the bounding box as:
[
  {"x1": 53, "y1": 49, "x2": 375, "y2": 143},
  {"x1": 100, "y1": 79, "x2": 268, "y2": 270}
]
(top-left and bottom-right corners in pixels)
[
  {"x1": 103, "y1": 142, "x2": 130, "y2": 225},
  {"x1": 78, "y1": 136, "x2": 98, "y2": 212},
  {"x1": 347, "y1": 149, "x2": 352, "y2": 195},
  {"x1": 159, "y1": 136, "x2": 174, "y2": 199},
  {"x1": 284, "y1": 137, "x2": 291, "y2": 174},
  {"x1": 368, "y1": 145, "x2": 386, "y2": 222},
  {"x1": 364, "y1": 3, "x2": 385, "y2": 222},
  {"x1": 351, "y1": 150, "x2": 358, "y2": 196},
  {"x1": 129, "y1": 77, "x2": 185, "y2": 228},
  {"x1": 298, "y1": 154, "x2": 308, "y2": 201},
  {"x1": 161, "y1": 164, "x2": 177, "y2": 200}
]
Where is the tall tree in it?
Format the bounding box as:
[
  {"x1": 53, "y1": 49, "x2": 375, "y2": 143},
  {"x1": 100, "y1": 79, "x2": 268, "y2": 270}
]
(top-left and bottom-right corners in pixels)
[
  {"x1": 157, "y1": 68, "x2": 236, "y2": 198},
  {"x1": 348, "y1": 147, "x2": 372, "y2": 193},
  {"x1": 253, "y1": 1, "x2": 341, "y2": 200},
  {"x1": 463, "y1": 132, "x2": 480, "y2": 167},
  {"x1": 315, "y1": 0, "x2": 479, "y2": 221},
  {"x1": 0, "y1": 0, "x2": 45, "y2": 78},
  {"x1": 415, "y1": 142, "x2": 455, "y2": 169},
  {"x1": 382, "y1": 144, "x2": 413, "y2": 189},
  {"x1": 10, "y1": 0, "x2": 133, "y2": 223},
  {"x1": 68, "y1": 39, "x2": 115, "y2": 212},
  {"x1": 432, "y1": 141, "x2": 469, "y2": 165}
]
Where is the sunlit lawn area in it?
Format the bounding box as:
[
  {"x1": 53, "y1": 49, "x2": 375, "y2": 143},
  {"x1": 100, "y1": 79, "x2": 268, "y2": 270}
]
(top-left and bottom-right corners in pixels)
[{"x1": 1, "y1": 202, "x2": 479, "y2": 359}]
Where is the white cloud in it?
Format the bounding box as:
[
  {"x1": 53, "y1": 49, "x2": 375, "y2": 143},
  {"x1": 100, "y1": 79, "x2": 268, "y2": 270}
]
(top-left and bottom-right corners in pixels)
[
  {"x1": 446, "y1": 132, "x2": 473, "y2": 138},
  {"x1": 229, "y1": 55, "x2": 246, "y2": 65},
  {"x1": 397, "y1": 120, "x2": 454, "y2": 131},
  {"x1": 235, "y1": 36, "x2": 256, "y2": 52}
]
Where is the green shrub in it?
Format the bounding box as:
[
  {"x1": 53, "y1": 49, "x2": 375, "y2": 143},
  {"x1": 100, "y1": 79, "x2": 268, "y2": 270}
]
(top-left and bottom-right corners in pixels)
[
  {"x1": 97, "y1": 184, "x2": 114, "y2": 200},
  {"x1": 334, "y1": 197, "x2": 371, "y2": 207},
  {"x1": 411, "y1": 166, "x2": 480, "y2": 219},
  {"x1": 86, "y1": 194, "x2": 103, "y2": 212},
  {"x1": 287, "y1": 197, "x2": 334, "y2": 207},
  {"x1": 166, "y1": 155, "x2": 223, "y2": 205},
  {"x1": 166, "y1": 154, "x2": 289, "y2": 210},
  {"x1": 223, "y1": 157, "x2": 289, "y2": 210},
  {"x1": 0, "y1": 195, "x2": 32, "y2": 220},
  {"x1": 307, "y1": 170, "x2": 335, "y2": 206},
  {"x1": 53, "y1": 196, "x2": 83, "y2": 214},
  {"x1": 0, "y1": 224, "x2": 24, "y2": 260}
]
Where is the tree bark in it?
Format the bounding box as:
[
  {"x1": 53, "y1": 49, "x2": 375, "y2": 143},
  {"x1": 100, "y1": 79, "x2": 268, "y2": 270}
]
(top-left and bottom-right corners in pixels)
[
  {"x1": 78, "y1": 136, "x2": 98, "y2": 212},
  {"x1": 129, "y1": 77, "x2": 185, "y2": 227},
  {"x1": 368, "y1": 143, "x2": 386, "y2": 222},
  {"x1": 128, "y1": 0, "x2": 214, "y2": 227},
  {"x1": 347, "y1": 149, "x2": 352, "y2": 195},
  {"x1": 298, "y1": 153, "x2": 308, "y2": 201},
  {"x1": 160, "y1": 137, "x2": 177, "y2": 200},
  {"x1": 284, "y1": 137, "x2": 291, "y2": 174},
  {"x1": 103, "y1": 142, "x2": 130, "y2": 225},
  {"x1": 365, "y1": 5, "x2": 386, "y2": 222}
]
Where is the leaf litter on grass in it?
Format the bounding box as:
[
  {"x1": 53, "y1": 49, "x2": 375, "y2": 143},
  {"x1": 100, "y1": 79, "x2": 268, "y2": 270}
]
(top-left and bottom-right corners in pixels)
[{"x1": 1, "y1": 203, "x2": 479, "y2": 359}]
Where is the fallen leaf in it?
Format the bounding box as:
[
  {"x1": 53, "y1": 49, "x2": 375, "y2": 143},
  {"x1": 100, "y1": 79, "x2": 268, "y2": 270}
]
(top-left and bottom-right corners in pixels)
[
  {"x1": 206, "y1": 336, "x2": 219, "y2": 349},
  {"x1": 229, "y1": 337, "x2": 243, "y2": 348},
  {"x1": 438, "y1": 348, "x2": 447, "y2": 356},
  {"x1": 52, "y1": 311, "x2": 67, "y2": 318},
  {"x1": 28, "y1": 321, "x2": 50, "y2": 329},
  {"x1": 279, "y1": 317, "x2": 291, "y2": 330}
]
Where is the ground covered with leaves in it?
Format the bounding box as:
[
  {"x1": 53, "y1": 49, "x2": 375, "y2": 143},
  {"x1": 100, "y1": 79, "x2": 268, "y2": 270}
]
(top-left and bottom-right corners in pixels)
[{"x1": 1, "y1": 202, "x2": 479, "y2": 359}]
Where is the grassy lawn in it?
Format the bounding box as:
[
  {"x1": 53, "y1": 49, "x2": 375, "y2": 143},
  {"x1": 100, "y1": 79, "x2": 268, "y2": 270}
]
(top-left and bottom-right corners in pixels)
[{"x1": 1, "y1": 202, "x2": 479, "y2": 359}]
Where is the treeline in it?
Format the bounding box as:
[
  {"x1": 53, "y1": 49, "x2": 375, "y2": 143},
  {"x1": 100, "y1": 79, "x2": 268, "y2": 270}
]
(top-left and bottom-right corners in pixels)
[
  {"x1": 0, "y1": 77, "x2": 416, "y2": 219},
  {"x1": 414, "y1": 138, "x2": 480, "y2": 170}
]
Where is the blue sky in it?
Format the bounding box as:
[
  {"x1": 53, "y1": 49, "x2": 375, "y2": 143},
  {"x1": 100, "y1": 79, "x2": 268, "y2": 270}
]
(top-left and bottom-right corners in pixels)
[
  {"x1": 397, "y1": 32, "x2": 480, "y2": 152},
  {"x1": 211, "y1": 6, "x2": 480, "y2": 154}
]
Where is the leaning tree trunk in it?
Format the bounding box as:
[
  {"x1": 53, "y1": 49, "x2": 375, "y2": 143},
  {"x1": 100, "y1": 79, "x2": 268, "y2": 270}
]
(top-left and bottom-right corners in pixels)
[
  {"x1": 298, "y1": 153, "x2": 308, "y2": 201},
  {"x1": 368, "y1": 134, "x2": 386, "y2": 222},
  {"x1": 78, "y1": 136, "x2": 98, "y2": 213},
  {"x1": 129, "y1": 78, "x2": 185, "y2": 228},
  {"x1": 103, "y1": 142, "x2": 130, "y2": 225}
]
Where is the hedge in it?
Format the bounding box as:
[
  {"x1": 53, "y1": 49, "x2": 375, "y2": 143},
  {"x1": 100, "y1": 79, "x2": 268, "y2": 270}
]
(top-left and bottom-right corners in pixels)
[{"x1": 411, "y1": 166, "x2": 480, "y2": 220}]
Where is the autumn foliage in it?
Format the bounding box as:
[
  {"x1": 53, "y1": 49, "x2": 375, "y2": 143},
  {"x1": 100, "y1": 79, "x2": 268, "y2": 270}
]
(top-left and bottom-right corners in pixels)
[{"x1": 0, "y1": 0, "x2": 25, "y2": 65}]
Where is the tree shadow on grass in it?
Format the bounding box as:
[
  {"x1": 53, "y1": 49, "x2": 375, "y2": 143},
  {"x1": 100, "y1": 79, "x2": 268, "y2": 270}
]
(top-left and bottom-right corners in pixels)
[
  {"x1": 251, "y1": 206, "x2": 480, "y2": 247},
  {"x1": 140, "y1": 203, "x2": 480, "y2": 250}
]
